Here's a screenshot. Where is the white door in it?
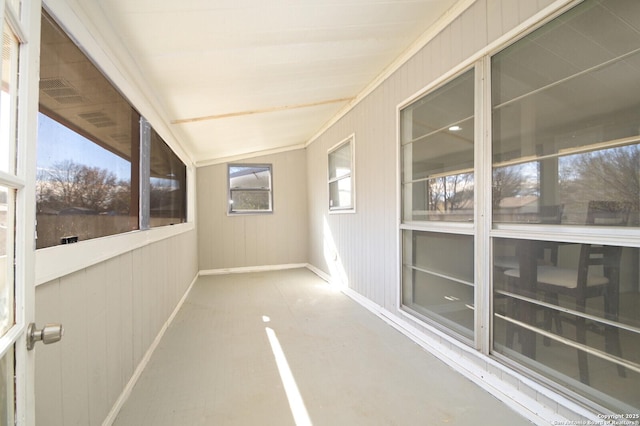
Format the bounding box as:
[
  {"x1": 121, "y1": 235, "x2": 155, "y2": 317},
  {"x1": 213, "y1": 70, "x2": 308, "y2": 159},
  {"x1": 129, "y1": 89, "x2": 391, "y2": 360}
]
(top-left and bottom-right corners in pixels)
[{"x1": 0, "y1": 0, "x2": 42, "y2": 424}]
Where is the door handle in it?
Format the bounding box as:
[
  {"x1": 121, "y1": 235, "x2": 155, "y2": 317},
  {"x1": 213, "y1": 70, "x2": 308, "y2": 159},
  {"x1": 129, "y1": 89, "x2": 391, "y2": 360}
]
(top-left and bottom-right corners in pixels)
[{"x1": 26, "y1": 323, "x2": 64, "y2": 350}]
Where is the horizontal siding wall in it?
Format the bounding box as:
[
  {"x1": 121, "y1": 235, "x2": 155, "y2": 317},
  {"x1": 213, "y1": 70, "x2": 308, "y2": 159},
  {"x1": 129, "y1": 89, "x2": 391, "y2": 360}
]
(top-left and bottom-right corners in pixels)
[
  {"x1": 34, "y1": 229, "x2": 198, "y2": 426},
  {"x1": 307, "y1": 0, "x2": 558, "y2": 317},
  {"x1": 197, "y1": 149, "x2": 308, "y2": 270}
]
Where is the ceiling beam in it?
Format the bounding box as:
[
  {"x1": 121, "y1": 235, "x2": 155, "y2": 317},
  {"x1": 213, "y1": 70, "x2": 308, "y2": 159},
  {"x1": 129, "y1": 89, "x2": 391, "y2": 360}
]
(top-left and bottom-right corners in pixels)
[{"x1": 171, "y1": 97, "x2": 354, "y2": 124}]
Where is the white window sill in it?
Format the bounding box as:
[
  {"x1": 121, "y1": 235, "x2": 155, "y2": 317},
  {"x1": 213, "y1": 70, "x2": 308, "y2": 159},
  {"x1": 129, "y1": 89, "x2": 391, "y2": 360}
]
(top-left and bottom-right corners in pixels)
[{"x1": 35, "y1": 222, "x2": 194, "y2": 286}]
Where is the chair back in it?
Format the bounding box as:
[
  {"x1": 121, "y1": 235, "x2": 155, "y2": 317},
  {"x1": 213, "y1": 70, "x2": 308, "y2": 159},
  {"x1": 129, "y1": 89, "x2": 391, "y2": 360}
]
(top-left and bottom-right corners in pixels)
[{"x1": 574, "y1": 201, "x2": 631, "y2": 295}]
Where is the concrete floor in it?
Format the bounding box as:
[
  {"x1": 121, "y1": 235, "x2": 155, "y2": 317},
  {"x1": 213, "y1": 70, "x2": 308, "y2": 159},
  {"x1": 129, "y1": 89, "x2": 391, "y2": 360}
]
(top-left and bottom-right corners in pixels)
[{"x1": 113, "y1": 268, "x2": 532, "y2": 425}]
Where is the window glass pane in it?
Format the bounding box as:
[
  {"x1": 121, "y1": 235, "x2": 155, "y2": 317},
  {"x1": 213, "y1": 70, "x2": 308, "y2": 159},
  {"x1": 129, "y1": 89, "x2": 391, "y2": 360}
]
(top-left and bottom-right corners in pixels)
[
  {"x1": 230, "y1": 190, "x2": 270, "y2": 211},
  {"x1": 0, "y1": 187, "x2": 14, "y2": 338},
  {"x1": 229, "y1": 166, "x2": 271, "y2": 190},
  {"x1": 329, "y1": 177, "x2": 352, "y2": 210},
  {"x1": 228, "y1": 164, "x2": 272, "y2": 213},
  {"x1": 0, "y1": 350, "x2": 14, "y2": 425},
  {"x1": 0, "y1": 22, "x2": 19, "y2": 174},
  {"x1": 36, "y1": 12, "x2": 139, "y2": 248},
  {"x1": 328, "y1": 142, "x2": 351, "y2": 180},
  {"x1": 149, "y1": 129, "x2": 186, "y2": 227},
  {"x1": 492, "y1": 0, "x2": 640, "y2": 226},
  {"x1": 401, "y1": 70, "x2": 474, "y2": 146},
  {"x1": 494, "y1": 147, "x2": 639, "y2": 225},
  {"x1": 401, "y1": 69, "x2": 474, "y2": 222},
  {"x1": 402, "y1": 231, "x2": 474, "y2": 340},
  {"x1": 36, "y1": 112, "x2": 137, "y2": 248},
  {"x1": 403, "y1": 173, "x2": 474, "y2": 222},
  {"x1": 493, "y1": 237, "x2": 640, "y2": 412}
]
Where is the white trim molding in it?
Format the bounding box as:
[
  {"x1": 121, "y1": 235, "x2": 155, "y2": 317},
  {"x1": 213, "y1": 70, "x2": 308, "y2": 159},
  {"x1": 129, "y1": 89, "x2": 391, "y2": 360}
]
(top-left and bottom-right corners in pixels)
[
  {"x1": 36, "y1": 223, "x2": 195, "y2": 285},
  {"x1": 199, "y1": 263, "x2": 308, "y2": 276}
]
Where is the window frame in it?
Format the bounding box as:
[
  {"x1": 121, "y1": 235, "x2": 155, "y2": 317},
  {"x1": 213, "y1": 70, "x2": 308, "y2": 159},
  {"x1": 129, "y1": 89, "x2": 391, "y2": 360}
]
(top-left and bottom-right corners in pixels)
[
  {"x1": 327, "y1": 134, "x2": 356, "y2": 214},
  {"x1": 227, "y1": 163, "x2": 273, "y2": 215},
  {"x1": 398, "y1": 65, "x2": 477, "y2": 346},
  {"x1": 36, "y1": 10, "x2": 189, "y2": 250}
]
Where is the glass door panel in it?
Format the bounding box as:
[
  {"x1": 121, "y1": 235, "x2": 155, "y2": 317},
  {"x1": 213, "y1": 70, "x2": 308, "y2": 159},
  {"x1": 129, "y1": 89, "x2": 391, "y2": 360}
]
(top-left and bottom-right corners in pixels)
[
  {"x1": 0, "y1": 350, "x2": 14, "y2": 425},
  {"x1": 0, "y1": 186, "x2": 14, "y2": 337},
  {"x1": 1, "y1": 22, "x2": 18, "y2": 175}
]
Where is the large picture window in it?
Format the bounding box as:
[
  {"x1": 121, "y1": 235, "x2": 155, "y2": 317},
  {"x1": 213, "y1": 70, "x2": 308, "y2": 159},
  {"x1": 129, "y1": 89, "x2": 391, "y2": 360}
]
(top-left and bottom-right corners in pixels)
[
  {"x1": 490, "y1": 0, "x2": 640, "y2": 412},
  {"x1": 37, "y1": 11, "x2": 139, "y2": 249},
  {"x1": 36, "y1": 11, "x2": 188, "y2": 248},
  {"x1": 228, "y1": 164, "x2": 273, "y2": 214}
]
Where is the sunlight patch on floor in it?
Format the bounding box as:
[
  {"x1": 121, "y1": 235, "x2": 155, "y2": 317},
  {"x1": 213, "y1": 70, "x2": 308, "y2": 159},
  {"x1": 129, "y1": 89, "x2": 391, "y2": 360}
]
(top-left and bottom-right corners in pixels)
[{"x1": 264, "y1": 321, "x2": 312, "y2": 426}]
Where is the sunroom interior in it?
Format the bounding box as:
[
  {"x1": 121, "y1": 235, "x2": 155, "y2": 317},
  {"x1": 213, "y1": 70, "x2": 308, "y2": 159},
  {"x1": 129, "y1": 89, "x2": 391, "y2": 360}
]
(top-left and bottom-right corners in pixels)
[{"x1": 3, "y1": 0, "x2": 638, "y2": 424}]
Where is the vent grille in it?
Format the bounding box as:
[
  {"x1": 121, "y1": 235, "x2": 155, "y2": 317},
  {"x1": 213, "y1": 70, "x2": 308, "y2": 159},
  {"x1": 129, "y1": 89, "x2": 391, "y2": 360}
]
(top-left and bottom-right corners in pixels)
[
  {"x1": 110, "y1": 133, "x2": 131, "y2": 144},
  {"x1": 78, "y1": 111, "x2": 116, "y2": 128},
  {"x1": 40, "y1": 78, "x2": 86, "y2": 105}
]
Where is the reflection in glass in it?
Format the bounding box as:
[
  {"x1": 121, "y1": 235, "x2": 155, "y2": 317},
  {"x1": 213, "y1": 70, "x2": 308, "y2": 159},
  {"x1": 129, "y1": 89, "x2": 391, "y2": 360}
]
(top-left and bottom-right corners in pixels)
[
  {"x1": 404, "y1": 174, "x2": 474, "y2": 222},
  {"x1": 491, "y1": 0, "x2": 640, "y2": 228},
  {"x1": 37, "y1": 12, "x2": 139, "y2": 248},
  {"x1": 402, "y1": 231, "x2": 474, "y2": 340},
  {"x1": 0, "y1": 23, "x2": 19, "y2": 174},
  {"x1": 228, "y1": 165, "x2": 272, "y2": 213},
  {"x1": 149, "y1": 129, "x2": 187, "y2": 227},
  {"x1": 0, "y1": 350, "x2": 14, "y2": 425},
  {"x1": 493, "y1": 145, "x2": 639, "y2": 226},
  {"x1": 490, "y1": 1, "x2": 640, "y2": 411},
  {"x1": 401, "y1": 68, "x2": 474, "y2": 222},
  {"x1": 0, "y1": 188, "x2": 14, "y2": 338},
  {"x1": 329, "y1": 177, "x2": 352, "y2": 210},
  {"x1": 35, "y1": 114, "x2": 136, "y2": 248},
  {"x1": 328, "y1": 142, "x2": 351, "y2": 180},
  {"x1": 493, "y1": 237, "x2": 640, "y2": 411},
  {"x1": 328, "y1": 139, "x2": 353, "y2": 210}
]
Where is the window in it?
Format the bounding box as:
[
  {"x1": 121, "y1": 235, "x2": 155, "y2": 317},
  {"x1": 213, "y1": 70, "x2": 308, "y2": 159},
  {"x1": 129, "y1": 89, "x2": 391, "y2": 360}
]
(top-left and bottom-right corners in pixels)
[
  {"x1": 400, "y1": 68, "x2": 475, "y2": 341},
  {"x1": 149, "y1": 129, "x2": 187, "y2": 227},
  {"x1": 36, "y1": 11, "x2": 188, "y2": 248},
  {"x1": 402, "y1": 231, "x2": 474, "y2": 339},
  {"x1": 490, "y1": 0, "x2": 640, "y2": 412},
  {"x1": 228, "y1": 164, "x2": 272, "y2": 214},
  {"x1": 37, "y1": 12, "x2": 139, "y2": 248},
  {"x1": 328, "y1": 136, "x2": 354, "y2": 212},
  {"x1": 401, "y1": 69, "x2": 475, "y2": 223}
]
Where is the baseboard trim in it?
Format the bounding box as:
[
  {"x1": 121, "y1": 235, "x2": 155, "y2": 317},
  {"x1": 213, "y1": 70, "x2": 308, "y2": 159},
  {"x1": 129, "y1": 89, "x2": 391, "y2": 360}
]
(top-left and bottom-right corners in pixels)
[
  {"x1": 102, "y1": 273, "x2": 199, "y2": 426},
  {"x1": 199, "y1": 263, "x2": 308, "y2": 276}
]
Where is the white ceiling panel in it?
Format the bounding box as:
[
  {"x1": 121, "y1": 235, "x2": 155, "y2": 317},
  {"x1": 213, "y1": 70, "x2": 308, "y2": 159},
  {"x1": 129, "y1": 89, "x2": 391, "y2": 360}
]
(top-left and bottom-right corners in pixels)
[{"x1": 84, "y1": 0, "x2": 465, "y2": 164}]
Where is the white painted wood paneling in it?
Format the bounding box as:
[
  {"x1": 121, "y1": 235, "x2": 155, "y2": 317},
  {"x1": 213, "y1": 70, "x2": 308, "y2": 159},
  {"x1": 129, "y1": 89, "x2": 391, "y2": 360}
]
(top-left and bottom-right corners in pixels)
[
  {"x1": 33, "y1": 281, "x2": 63, "y2": 426},
  {"x1": 305, "y1": 0, "x2": 562, "y2": 319},
  {"x1": 35, "y1": 230, "x2": 198, "y2": 425},
  {"x1": 59, "y1": 270, "x2": 90, "y2": 425},
  {"x1": 197, "y1": 149, "x2": 309, "y2": 270}
]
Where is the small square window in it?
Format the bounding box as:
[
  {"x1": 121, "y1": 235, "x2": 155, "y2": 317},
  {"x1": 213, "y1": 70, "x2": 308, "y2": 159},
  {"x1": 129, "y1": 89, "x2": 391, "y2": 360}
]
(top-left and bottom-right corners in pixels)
[
  {"x1": 328, "y1": 135, "x2": 355, "y2": 212},
  {"x1": 228, "y1": 164, "x2": 273, "y2": 214}
]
